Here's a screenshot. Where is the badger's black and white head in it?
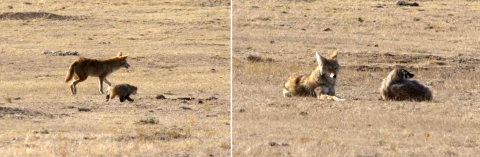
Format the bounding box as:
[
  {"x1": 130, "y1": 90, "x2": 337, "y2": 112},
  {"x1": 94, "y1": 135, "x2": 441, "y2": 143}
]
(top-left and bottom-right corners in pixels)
[{"x1": 400, "y1": 69, "x2": 414, "y2": 79}]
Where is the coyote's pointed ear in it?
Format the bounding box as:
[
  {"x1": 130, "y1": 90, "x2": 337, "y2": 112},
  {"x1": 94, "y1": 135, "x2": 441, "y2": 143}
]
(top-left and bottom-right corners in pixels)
[
  {"x1": 117, "y1": 52, "x2": 123, "y2": 57},
  {"x1": 316, "y1": 52, "x2": 324, "y2": 65},
  {"x1": 330, "y1": 50, "x2": 338, "y2": 60}
]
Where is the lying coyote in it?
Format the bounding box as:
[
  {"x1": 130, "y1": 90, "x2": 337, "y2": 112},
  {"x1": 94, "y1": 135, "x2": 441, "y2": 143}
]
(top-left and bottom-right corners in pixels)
[
  {"x1": 283, "y1": 51, "x2": 345, "y2": 101},
  {"x1": 65, "y1": 52, "x2": 130, "y2": 95},
  {"x1": 380, "y1": 68, "x2": 432, "y2": 101}
]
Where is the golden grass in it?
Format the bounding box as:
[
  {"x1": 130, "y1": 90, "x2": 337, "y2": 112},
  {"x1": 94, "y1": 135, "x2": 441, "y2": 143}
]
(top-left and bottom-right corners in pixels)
[
  {"x1": 0, "y1": 0, "x2": 230, "y2": 156},
  {"x1": 2, "y1": 129, "x2": 208, "y2": 156}
]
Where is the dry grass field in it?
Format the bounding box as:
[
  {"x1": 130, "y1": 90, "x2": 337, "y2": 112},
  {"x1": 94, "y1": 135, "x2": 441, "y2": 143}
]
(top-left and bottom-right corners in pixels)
[
  {"x1": 0, "y1": 0, "x2": 230, "y2": 156},
  {"x1": 233, "y1": 0, "x2": 480, "y2": 156}
]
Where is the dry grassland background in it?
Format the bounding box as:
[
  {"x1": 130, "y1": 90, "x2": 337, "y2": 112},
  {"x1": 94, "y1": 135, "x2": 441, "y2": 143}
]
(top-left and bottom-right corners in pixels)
[
  {"x1": 0, "y1": 0, "x2": 230, "y2": 156},
  {"x1": 233, "y1": 0, "x2": 480, "y2": 156}
]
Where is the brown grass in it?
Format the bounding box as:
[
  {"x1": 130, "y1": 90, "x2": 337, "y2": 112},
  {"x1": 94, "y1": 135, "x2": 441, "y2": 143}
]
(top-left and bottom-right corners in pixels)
[
  {"x1": 233, "y1": 0, "x2": 480, "y2": 156},
  {"x1": 0, "y1": 0, "x2": 230, "y2": 156}
]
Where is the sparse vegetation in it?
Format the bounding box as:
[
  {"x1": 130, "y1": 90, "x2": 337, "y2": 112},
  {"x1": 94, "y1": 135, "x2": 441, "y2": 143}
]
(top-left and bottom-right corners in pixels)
[
  {"x1": 0, "y1": 12, "x2": 87, "y2": 20},
  {"x1": 77, "y1": 107, "x2": 91, "y2": 112},
  {"x1": 137, "y1": 117, "x2": 159, "y2": 125},
  {"x1": 4, "y1": 97, "x2": 11, "y2": 103},
  {"x1": 246, "y1": 55, "x2": 262, "y2": 62},
  {"x1": 247, "y1": 54, "x2": 274, "y2": 62},
  {"x1": 233, "y1": 0, "x2": 480, "y2": 156},
  {"x1": 164, "y1": 130, "x2": 183, "y2": 139},
  {"x1": 0, "y1": 0, "x2": 230, "y2": 156}
]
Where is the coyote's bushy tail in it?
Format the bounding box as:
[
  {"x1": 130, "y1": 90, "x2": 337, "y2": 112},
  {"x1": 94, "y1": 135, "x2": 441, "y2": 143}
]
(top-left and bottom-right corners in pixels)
[{"x1": 65, "y1": 62, "x2": 76, "y2": 83}]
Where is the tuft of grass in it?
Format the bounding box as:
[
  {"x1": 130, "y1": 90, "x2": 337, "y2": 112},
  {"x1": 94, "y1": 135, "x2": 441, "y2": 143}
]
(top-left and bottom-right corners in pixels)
[
  {"x1": 202, "y1": 102, "x2": 212, "y2": 111},
  {"x1": 247, "y1": 55, "x2": 262, "y2": 62},
  {"x1": 247, "y1": 55, "x2": 274, "y2": 62},
  {"x1": 165, "y1": 130, "x2": 181, "y2": 139},
  {"x1": 137, "y1": 117, "x2": 159, "y2": 125},
  {"x1": 163, "y1": 91, "x2": 174, "y2": 95},
  {"x1": 232, "y1": 56, "x2": 244, "y2": 70},
  {"x1": 219, "y1": 141, "x2": 230, "y2": 149},
  {"x1": 4, "y1": 97, "x2": 11, "y2": 103},
  {"x1": 358, "y1": 17, "x2": 364, "y2": 22}
]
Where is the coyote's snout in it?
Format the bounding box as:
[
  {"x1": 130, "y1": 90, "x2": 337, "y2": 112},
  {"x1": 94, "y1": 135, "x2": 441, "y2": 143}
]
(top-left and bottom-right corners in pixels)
[
  {"x1": 283, "y1": 50, "x2": 345, "y2": 101},
  {"x1": 65, "y1": 52, "x2": 130, "y2": 95},
  {"x1": 380, "y1": 68, "x2": 432, "y2": 101},
  {"x1": 124, "y1": 62, "x2": 130, "y2": 69}
]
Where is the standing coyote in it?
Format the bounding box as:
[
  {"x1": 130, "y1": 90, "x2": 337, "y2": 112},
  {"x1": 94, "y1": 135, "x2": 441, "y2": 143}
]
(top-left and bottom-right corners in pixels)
[
  {"x1": 283, "y1": 51, "x2": 345, "y2": 101},
  {"x1": 380, "y1": 68, "x2": 432, "y2": 101},
  {"x1": 65, "y1": 52, "x2": 130, "y2": 95},
  {"x1": 106, "y1": 84, "x2": 138, "y2": 102}
]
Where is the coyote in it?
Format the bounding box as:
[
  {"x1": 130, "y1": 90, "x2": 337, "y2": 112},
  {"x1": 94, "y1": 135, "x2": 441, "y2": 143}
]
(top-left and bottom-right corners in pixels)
[
  {"x1": 380, "y1": 68, "x2": 432, "y2": 101},
  {"x1": 283, "y1": 51, "x2": 345, "y2": 101},
  {"x1": 65, "y1": 52, "x2": 130, "y2": 95},
  {"x1": 106, "y1": 84, "x2": 138, "y2": 102}
]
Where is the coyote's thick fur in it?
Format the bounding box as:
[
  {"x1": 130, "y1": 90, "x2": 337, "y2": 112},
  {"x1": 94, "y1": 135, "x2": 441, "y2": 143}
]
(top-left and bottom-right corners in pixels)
[
  {"x1": 380, "y1": 68, "x2": 432, "y2": 101},
  {"x1": 65, "y1": 52, "x2": 130, "y2": 95},
  {"x1": 283, "y1": 51, "x2": 345, "y2": 101},
  {"x1": 106, "y1": 84, "x2": 137, "y2": 102}
]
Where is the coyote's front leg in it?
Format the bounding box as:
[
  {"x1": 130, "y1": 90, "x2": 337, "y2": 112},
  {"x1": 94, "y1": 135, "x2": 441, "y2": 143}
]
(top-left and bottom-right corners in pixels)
[
  {"x1": 98, "y1": 77, "x2": 112, "y2": 94},
  {"x1": 315, "y1": 87, "x2": 345, "y2": 101},
  {"x1": 103, "y1": 78, "x2": 112, "y2": 93},
  {"x1": 318, "y1": 94, "x2": 346, "y2": 101}
]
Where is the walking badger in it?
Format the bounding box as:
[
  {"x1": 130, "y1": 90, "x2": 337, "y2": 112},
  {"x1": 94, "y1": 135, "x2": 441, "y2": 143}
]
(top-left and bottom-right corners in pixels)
[{"x1": 106, "y1": 84, "x2": 138, "y2": 102}]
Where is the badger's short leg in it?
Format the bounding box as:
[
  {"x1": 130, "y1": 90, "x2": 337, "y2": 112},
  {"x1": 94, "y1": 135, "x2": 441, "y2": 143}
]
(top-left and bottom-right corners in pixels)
[{"x1": 125, "y1": 94, "x2": 134, "y2": 102}]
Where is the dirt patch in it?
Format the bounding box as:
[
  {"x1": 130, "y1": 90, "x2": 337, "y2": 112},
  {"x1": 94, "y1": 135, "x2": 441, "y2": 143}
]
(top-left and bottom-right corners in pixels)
[
  {"x1": 343, "y1": 52, "x2": 446, "y2": 64},
  {"x1": 0, "y1": 106, "x2": 56, "y2": 119},
  {"x1": 346, "y1": 64, "x2": 476, "y2": 72},
  {"x1": 200, "y1": 0, "x2": 230, "y2": 7},
  {"x1": 396, "y1": 0, "x2": 419, "y2": 7},
  {"x1": 246, "y1": 55, "x2": 274, "y2": 63},
  {"x1": 341, "y1": 52, "x2": 479, "y2": 71},
  {"x1": 115, "y1": 130, "x2": 189, "y2": 142},
  {"x1": 42, "y1": 50, "x2": 79, "y2": 56},
  {"x1": 0, "y1": 12, "x2": 87, "y2": 20}
]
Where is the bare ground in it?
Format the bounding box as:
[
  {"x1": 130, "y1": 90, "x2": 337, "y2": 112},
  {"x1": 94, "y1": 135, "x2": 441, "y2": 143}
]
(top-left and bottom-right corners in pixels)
[
  {"x1": 0, "y1": 0, "x2": 230, "y2": 156},
  {"x1": 233, "y1": 0, "x2": 480, "y2": 156}
]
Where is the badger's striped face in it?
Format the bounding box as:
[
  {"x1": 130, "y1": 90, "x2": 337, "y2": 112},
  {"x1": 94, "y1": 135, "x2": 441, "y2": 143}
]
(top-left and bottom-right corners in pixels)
[
  {"x1": 401, "y1": 69, "x2": 414, "y2": 79},
  {"x1": 131, "y1": 86, "x2": 138, "y2": 95}
]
